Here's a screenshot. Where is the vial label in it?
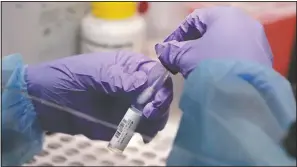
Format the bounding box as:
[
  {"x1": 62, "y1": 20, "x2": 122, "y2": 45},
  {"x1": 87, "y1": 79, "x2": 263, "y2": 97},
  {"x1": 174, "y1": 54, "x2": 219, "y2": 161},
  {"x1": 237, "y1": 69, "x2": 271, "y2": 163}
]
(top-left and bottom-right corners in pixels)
[
  {"x1": 80, "y1": 37, "x2": 144, "y2": 54},
  {"x1": 108, "y1": 108, "x2": 142, "y2": 151}
]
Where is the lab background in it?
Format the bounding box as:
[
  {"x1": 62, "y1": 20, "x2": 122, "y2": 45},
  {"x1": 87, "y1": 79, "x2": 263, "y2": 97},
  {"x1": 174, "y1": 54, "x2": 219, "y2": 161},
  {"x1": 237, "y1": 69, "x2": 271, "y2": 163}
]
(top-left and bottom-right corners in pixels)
[{"x1": 1, "y1": 2, "x2": 296, "y2": 166}]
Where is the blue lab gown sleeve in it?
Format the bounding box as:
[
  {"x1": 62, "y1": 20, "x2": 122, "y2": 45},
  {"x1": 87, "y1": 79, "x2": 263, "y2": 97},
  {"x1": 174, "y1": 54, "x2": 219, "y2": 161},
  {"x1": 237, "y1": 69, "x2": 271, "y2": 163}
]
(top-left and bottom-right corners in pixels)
[
  {"x1": 167, "y1": 59, "x2": 296, "y2": 166},
  {"x1": 1, "y1": 54, "x2": 44, "y2": 166}
]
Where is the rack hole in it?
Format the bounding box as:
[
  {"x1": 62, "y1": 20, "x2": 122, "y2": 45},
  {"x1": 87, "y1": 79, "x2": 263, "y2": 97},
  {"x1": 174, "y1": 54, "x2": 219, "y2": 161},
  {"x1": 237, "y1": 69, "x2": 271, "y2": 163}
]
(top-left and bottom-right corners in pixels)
[
  {"x1": 131, "y1": 159, "x2": 145, "y2": 166},
  {"x1": 95, "y1": 147, "x2": 109, "y2": 154},
  {"x1": 82, "y1": 154, "x2": 97, "y2": 161},
  {"x1": 126, "y1": 146, "x2": 139, "y2": 153},
  {"x1": 114, "y1": 153, "x2": 126, "y2": 160},
  {"x1": 68, "y1": 162, "x2": 84, "y2": 166},
  {"x1": 142, "y1": 151, "x2": 157, "y2": 159},
  {"x1": 60, "y1": 135, "x2": 73, "y2": 143},
  {"x1": 77, "y1": 141, "x2": 91, "y2": 149},
  {"x1": 37, "y1": 150, "x2": 49, "y2": 157},
  {"x1": 101, "y1": 160, "x2": 115, "y2": 166},
  {"x1": 52, "y1": 155, "x2": 67, "y2": 163},
  {"x1": 64, "y1": 148, "x2": 79, "y2": 156},
  {"x1": 160, "y1": 157, "x2": 167, "y2": 163},
  {"x1": 47, "y1": 142, "x2": 61, "y2": 150}
]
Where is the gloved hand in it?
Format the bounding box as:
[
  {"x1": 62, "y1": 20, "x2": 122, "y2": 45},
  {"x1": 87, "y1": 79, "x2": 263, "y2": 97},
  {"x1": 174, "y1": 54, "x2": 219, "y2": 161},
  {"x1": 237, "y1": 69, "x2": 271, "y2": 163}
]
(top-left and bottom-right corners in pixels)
[
  {"x1": 155, "y1": 6, "x2": 273, "y2": 78},
  {"x1": 25, "y1": 51, "x2": 173, "y2": 142},
  {"x1": 155, "y1": 6, "x2": 296, "y2": 166}
]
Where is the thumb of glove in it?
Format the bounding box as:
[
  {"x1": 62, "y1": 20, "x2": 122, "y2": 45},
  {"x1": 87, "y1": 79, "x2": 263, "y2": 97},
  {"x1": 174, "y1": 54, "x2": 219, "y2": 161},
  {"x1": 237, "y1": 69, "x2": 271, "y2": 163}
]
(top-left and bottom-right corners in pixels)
[{"x1": 155, "y1": 40, "x2": 197, "y2": 77}]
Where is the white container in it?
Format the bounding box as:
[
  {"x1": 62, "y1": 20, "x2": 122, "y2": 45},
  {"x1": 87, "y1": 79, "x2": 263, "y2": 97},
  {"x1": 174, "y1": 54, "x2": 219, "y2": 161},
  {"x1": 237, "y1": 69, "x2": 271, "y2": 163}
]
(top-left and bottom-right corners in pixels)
[{"x1": 80, "y1": 2, "x2": 146, "y2": 54}]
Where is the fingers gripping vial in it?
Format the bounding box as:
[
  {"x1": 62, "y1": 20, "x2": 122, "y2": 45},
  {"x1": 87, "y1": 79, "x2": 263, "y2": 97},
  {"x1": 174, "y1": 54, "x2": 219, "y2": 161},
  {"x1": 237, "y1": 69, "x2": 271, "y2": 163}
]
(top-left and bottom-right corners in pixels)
[{"x1": 108, "y1": 71, "x2": 170, "y2": 152}]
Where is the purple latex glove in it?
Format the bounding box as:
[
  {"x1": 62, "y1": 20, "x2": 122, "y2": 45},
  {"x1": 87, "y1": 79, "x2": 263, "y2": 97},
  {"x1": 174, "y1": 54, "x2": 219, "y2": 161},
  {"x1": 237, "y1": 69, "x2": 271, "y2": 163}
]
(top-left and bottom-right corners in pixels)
[
  {"x1": 155, "y1": 6, "x2": 273, "y2": 78},
  {"x1": 25, "y1": 51, "x2": 173, "y2": 143}
]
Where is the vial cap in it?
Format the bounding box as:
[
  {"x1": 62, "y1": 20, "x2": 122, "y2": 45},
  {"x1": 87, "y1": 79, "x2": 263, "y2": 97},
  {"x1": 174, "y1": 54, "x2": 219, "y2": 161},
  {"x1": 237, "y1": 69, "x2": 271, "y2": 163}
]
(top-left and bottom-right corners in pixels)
[{"x1": 91, "y1": 2, "x2": 137, "y2": 20}]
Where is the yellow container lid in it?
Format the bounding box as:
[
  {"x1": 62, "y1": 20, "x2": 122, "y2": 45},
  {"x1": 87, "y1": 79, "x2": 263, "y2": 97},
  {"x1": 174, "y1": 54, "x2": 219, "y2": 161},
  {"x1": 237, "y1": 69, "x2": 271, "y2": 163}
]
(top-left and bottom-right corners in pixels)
[{"x1": 91, "y1": 2, "x2": 137, "y2": 20}]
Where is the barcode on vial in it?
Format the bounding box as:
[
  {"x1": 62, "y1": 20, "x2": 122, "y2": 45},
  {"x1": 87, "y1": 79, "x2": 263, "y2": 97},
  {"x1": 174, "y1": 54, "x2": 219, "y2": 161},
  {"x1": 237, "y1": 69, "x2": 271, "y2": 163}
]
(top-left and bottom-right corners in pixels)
[{"x1": 114, "y1": 119, "x2": 127, "y2": 138}]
